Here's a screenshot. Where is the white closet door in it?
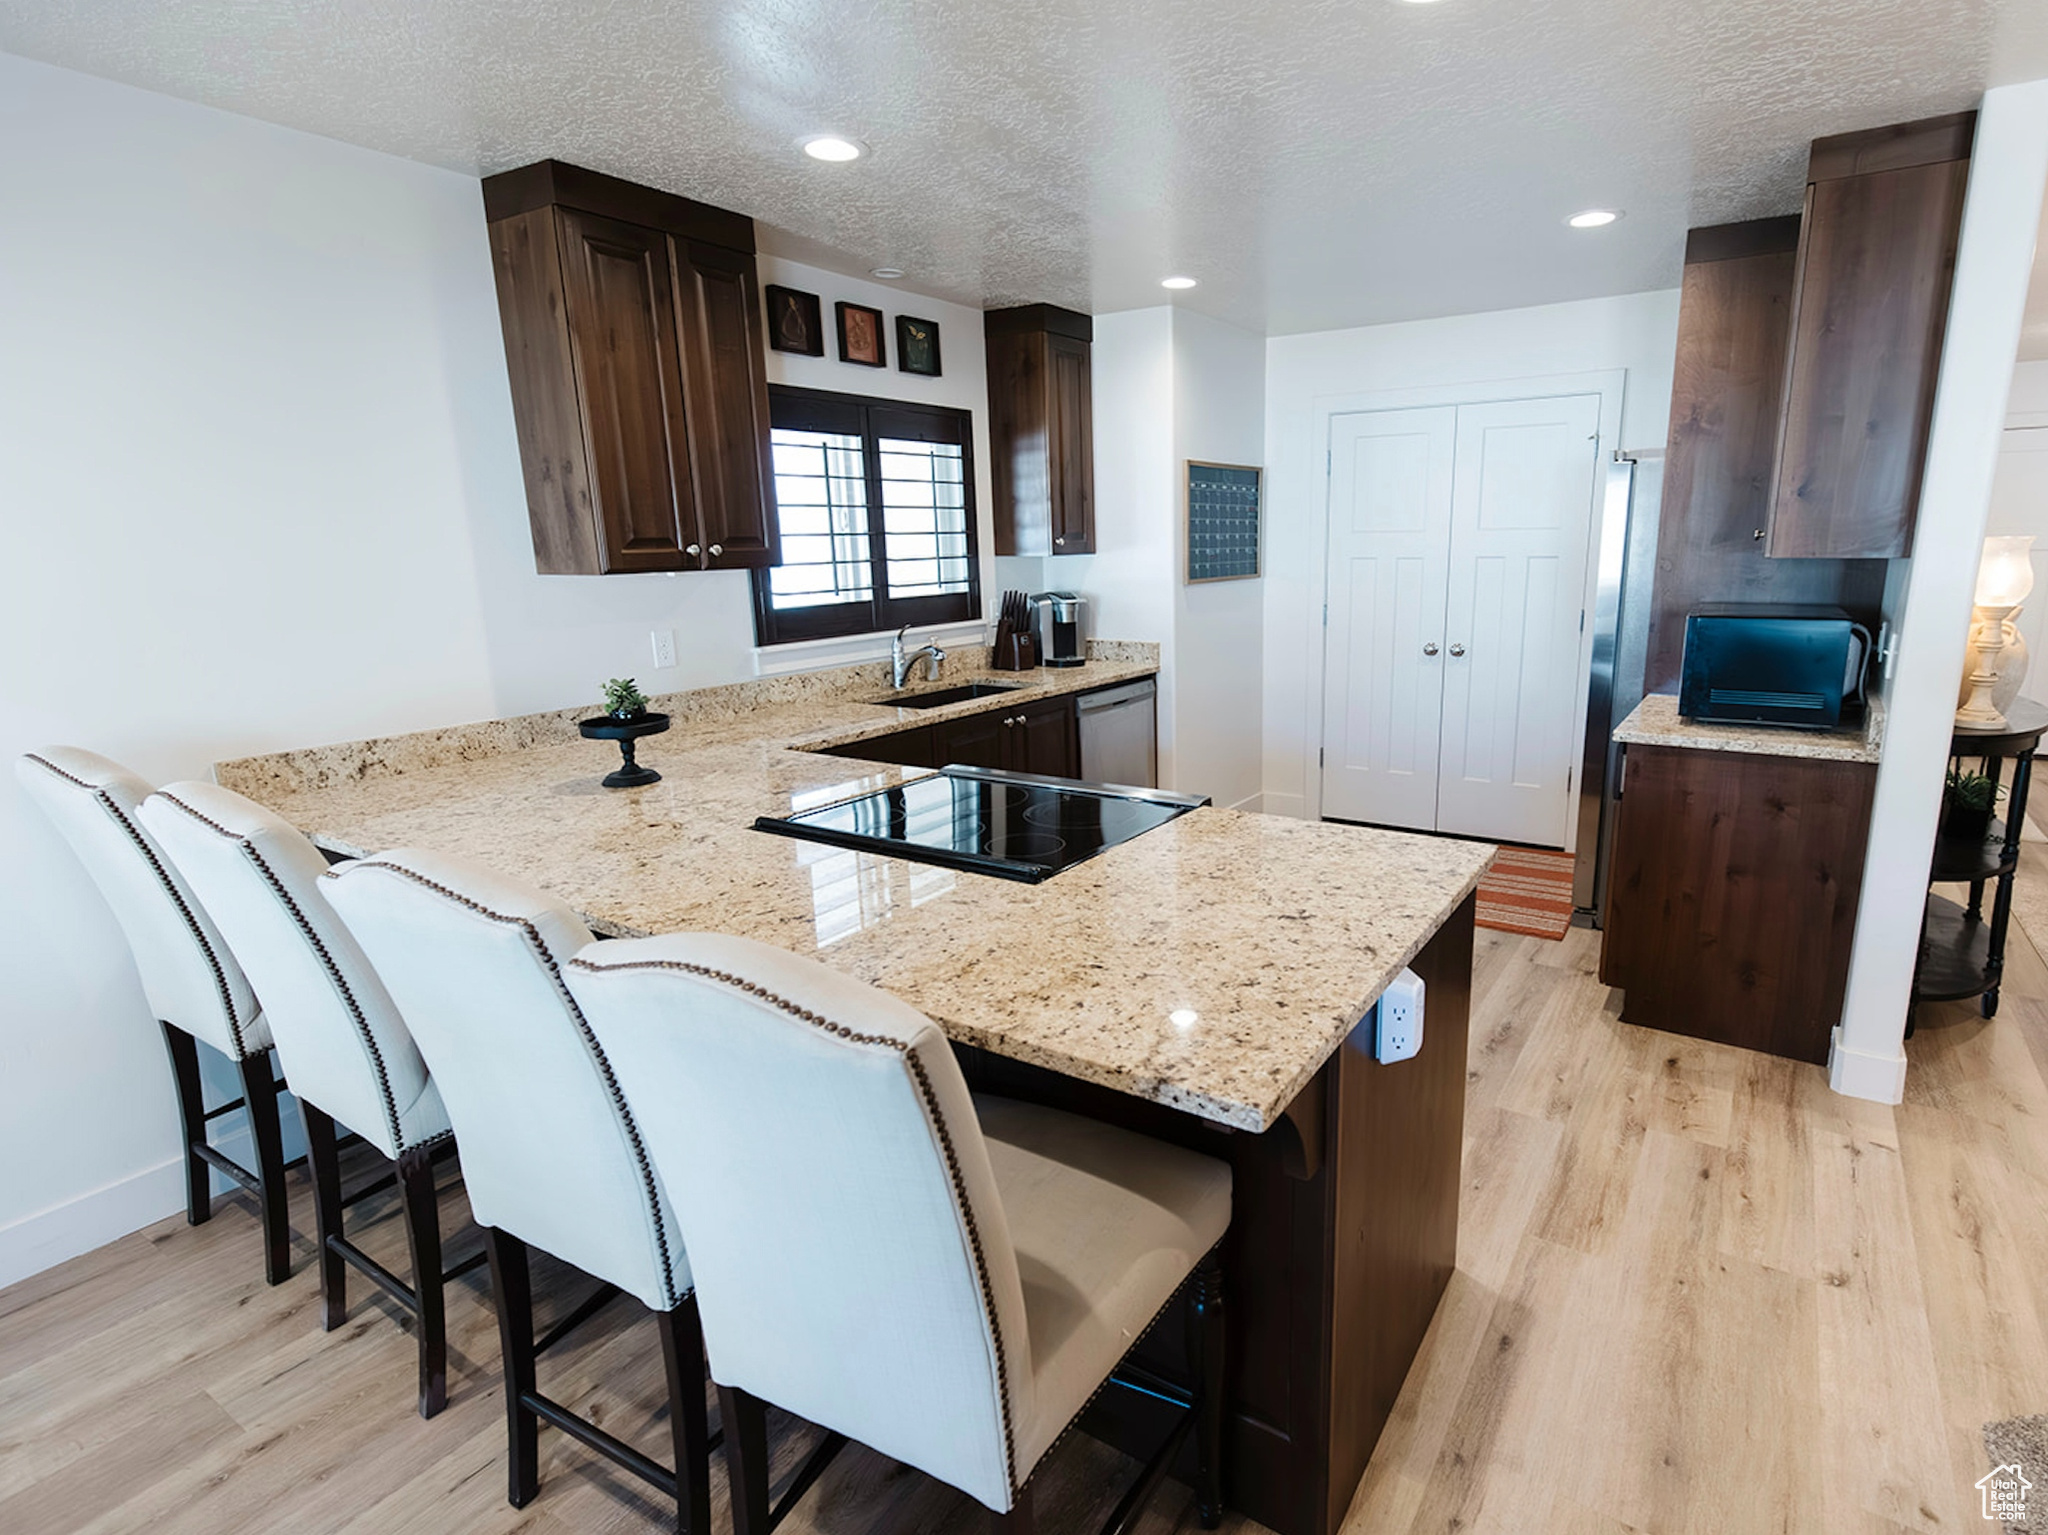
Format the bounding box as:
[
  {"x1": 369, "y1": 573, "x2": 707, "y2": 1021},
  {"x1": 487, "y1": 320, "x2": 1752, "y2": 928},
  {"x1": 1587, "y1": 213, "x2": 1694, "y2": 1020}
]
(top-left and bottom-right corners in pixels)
[
  {"x1": 1435, "y1": 395, "x2": 1602, "y2": 846},
  {"x1": 1319, "y1": 406, "x2": 1456, "y2": 828}
]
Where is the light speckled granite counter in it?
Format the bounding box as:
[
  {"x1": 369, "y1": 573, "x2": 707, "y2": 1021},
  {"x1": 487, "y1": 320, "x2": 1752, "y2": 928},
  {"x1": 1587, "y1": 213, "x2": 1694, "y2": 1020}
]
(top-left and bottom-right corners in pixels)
[
  {"x1": 1613, "y1": 692, "x2": 1885, "y2": 765},
  {"x1": 218, "y1": 644, "x2": 1494, "y2": 1132}
]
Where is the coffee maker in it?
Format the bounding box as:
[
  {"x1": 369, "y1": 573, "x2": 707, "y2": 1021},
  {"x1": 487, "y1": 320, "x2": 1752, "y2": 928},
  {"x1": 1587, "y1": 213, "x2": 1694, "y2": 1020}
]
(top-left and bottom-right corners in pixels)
[{"x1": 1032, "y1": 592, "x2": 1088, "y2": 668}]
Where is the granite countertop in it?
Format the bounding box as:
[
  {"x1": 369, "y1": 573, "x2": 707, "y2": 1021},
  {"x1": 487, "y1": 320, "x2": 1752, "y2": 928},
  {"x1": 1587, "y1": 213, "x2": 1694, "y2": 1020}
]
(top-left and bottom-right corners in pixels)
[
  {"x1": 1612, "y1": 692, "x2": 1885, "y2": 765},
  {"x1": 218, "y1": 644, "x2": 1495, "y2": 1133}
]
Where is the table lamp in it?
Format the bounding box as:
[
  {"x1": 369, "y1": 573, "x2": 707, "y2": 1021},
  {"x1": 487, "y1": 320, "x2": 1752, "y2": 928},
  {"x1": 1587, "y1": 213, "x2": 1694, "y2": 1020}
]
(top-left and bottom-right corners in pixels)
[{"x1": 1957, "y1": 535, "x2": 2035, "y2": 729}]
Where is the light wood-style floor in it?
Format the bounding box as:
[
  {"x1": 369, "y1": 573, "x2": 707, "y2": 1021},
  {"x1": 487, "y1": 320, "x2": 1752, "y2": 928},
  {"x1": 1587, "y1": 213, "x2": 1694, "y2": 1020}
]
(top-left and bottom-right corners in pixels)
[{"x1": 6, "y1": 894, "x2": 2047, "y2": 1535}]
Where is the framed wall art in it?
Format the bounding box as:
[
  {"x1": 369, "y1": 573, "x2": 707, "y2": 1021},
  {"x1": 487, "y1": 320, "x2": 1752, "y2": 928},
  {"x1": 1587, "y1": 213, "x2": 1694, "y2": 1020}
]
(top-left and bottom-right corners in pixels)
[
  {"x1": 1185, "y1": 461, "x2": 1262, "y2": 583},
  {"x1": 896, "y1": 315, "x2": 942, "y2": 377},
  {"x1": 764, "y1": 285, "x2": 824, "y2": 356},
  {"x1": 836, "y1": 301, "x2": 887, "y2": 367}
]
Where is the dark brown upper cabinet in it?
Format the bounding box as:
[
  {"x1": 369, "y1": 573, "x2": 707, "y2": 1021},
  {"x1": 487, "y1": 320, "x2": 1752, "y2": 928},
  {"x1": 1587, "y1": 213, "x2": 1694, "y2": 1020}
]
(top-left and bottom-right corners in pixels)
[
  {"x1": 986, "y1": 305, "x2": 1095, "y2": 556},
  {"x1": 483, "y1": 161, "x2": 779, "y2": 575},
  {"x1": 1766, "y1": 113, "x2": 1974, "y2": 561}
]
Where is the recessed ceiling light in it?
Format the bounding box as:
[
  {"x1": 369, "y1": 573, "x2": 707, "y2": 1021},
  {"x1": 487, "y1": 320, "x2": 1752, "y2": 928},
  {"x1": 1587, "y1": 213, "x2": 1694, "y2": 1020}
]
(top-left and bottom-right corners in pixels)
[
  {"x1": 1567, "y1": 208, "x2": 1622, "y2": 229},
  {"x1": 801, "y1": 135, "x2": 865, "y2": 163},
  {"x1": 870, "y1": 266, "x2": 904, "y2": 279},
  {"x1": 1160, "y1": 275, "x2": 1198, "y2": 290}
]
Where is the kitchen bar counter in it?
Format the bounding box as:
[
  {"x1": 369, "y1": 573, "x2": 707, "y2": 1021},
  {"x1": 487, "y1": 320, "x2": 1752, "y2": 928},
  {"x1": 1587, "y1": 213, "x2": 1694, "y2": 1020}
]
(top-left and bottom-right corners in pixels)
[
  {"x1": 221, "y1": 644, "x2": 1492, "y2": 1135},
  {"x1": 219, "y1": 642, "x2": 1493, "y2": 1535},
  {"x1": 1613, "y1": 690, "x2": 1885, "y2": 763}
]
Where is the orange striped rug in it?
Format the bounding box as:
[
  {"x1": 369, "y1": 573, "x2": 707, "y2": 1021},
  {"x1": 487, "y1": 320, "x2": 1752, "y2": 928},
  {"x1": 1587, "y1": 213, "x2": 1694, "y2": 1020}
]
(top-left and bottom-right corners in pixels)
[{"x1": 1475, "y1": 846, "x2": 1577, "y2": 941}]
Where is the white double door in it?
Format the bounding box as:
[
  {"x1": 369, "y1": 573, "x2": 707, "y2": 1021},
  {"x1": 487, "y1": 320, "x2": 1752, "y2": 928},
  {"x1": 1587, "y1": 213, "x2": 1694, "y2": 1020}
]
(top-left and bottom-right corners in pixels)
[{"x1": 1321, "y1": 394, "x2": 1601, "y2": 846}]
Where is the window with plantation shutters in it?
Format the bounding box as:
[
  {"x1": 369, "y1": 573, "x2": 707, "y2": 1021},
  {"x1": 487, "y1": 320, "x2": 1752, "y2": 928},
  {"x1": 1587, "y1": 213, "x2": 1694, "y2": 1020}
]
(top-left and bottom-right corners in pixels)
[{"x1": 752, "y1": 387, "x2": 981, "y2": 645}]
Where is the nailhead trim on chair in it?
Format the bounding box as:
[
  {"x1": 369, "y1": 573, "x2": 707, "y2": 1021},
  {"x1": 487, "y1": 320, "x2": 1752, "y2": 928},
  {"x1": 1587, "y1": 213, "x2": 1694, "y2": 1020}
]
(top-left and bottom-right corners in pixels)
[
  {"x1": 151, "y1": 792, "x2": 429, "y2": 1155},
  {"x1": 564, "y1": 952, "x2": 1021, "y2": 1497},
  {"x1": 324, "y1": 860, "x2": 680, "y2": 1309},
  {"x1": 24, "y1": 754, "x2": 255, "y2": 1060}
]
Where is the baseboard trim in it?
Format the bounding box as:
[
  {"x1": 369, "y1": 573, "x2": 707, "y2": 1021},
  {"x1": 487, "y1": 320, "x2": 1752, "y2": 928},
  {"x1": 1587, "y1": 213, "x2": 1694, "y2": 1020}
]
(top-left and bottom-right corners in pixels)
[
  {"x1": 0, "y1": 1104, "x2": 303, "y2": 1291},
  {"x1": 1827, "y1": 1026, "x2": 1909, "y2": 1104},
  {"x1": 1225, "y1": 790, "x2": 1264, "y2": 813},
  {"x1": 0, "y1": 1155, "x2": 187, "y2": 1291},
  {"x1": 1261, "y1": 791, "x2": 1308, "y2": 821}
]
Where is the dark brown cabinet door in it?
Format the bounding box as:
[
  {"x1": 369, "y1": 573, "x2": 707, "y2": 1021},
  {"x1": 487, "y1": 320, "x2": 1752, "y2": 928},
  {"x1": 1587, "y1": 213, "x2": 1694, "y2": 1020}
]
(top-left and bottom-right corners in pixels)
[
  {"x1": 557, "y1": 208, "x2": 696, "y2": 573},
  {"x1": 986, "y1": 306, "x2": 1094, "y2": 557},
  {"x1": 1767, "y1": 116, "x2": 1972, "y2": 559},
  {"x1": 821, "y1": 726, "x2": 932, "y2": 768},
  {"x1": 1047, "y1": 333, "x2": 1095, "y2": 554},
  {"x1": 931, "y1": 711, "x2": 1005, "y2": 771},
  {"x1": 482, "y1": 161, "x2": 778, "y2": 577},
  {"x1": 1003, "y1": 696, "x2": 1079, "y2": 778},
  {"x1": 673, "y1": 240, "x2": 779, "y2": 570},
  {"x1": 1599, "y1": 745, "x2": 1875, "y2": 1063}
]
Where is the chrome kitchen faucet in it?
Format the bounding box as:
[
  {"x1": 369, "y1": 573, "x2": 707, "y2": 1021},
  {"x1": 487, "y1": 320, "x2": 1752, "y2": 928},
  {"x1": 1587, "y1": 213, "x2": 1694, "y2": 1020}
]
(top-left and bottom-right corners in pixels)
[{"x1": 891, "y1": 626, "x2": 946, "y2": 689}]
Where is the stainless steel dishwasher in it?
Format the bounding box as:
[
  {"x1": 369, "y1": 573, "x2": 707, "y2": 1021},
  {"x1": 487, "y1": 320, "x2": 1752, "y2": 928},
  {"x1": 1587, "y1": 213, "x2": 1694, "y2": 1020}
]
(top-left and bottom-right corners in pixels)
[{"x1": 1075, "y1": 678, "x2": 1158, "y2": 788}]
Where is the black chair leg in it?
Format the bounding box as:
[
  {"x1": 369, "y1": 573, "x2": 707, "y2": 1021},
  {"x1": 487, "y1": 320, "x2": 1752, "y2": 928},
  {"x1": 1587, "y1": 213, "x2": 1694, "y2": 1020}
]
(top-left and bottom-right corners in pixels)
[
  {"x1": 993, "y1": 1486, "x2": 1036, "y2": 1533},
  {"x1": 238, "y1": 1050, "x2": 291, "y2": 1285},
  {"x1": 397, "y1": 1143, "x2": 447, "y2": 1418},
  {"x1": 302, "y1": 1104, "x2": 348, "y2": 1330},
  {"x1": 718, "y1": 1384, "x2": 771, "y2": 1535},
  {"x1": 656, "y1": 1296, "x2": 713, "y2": 1535},
  {"x1": 485, "y1": 1229, "x2": 541, "y2": 1507},
  {"x1": 160, "y1": 1023, "x2": 211, "y2": 1226},
  {"x1": 1188, "y1": 1249, "x2": 1226, "y2": 1529}
]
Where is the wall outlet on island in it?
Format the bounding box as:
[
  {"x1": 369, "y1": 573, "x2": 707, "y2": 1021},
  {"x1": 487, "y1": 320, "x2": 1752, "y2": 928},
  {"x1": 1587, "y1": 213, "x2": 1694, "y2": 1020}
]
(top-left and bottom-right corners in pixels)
[
  {"x1": 650, "y1": 629, "x2": 677, "y2": 669},
  {"x1": 1375, "y1": 968, "x2": 1425, "y2": 1065}
]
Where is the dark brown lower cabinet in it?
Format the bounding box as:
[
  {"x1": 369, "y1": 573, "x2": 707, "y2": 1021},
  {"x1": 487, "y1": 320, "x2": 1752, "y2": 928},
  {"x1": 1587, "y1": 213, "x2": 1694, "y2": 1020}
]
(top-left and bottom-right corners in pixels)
[
  {"x1": 1600, "y1": 745, "x2": 1876, "y2": 1063},
  {"x1": 820, "y1": 725, "x2": 933, "y2": 769},
  {"x1": 1002, "y1": 694, "x2": 1079, "y2": 777},
  {"x1": 826, "y1": 695, "x2": 1082, "y2": 779},
  {"x1": 956, "y1": 894, "x2": 1474, "y2": 1535}
]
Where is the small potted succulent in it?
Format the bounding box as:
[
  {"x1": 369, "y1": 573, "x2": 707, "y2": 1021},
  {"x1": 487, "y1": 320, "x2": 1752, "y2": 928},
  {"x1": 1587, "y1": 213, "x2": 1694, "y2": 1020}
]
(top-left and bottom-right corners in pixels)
[
  {"x1": 579, "y1": 678, "x2": 670, "y2": 788},
  {"x1": 1942, "y1": 767, "x2": 2001, "y2": 843},
  {"x1": 602, "y1": 677, "x2": 651, "y2": 721}
]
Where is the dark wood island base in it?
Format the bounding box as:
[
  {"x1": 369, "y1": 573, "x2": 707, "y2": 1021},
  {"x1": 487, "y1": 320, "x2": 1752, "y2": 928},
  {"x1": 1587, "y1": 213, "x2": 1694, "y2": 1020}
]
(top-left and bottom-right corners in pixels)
[{"x1": 959, "y1": 894, "x2": 1475, "y2": 1535}]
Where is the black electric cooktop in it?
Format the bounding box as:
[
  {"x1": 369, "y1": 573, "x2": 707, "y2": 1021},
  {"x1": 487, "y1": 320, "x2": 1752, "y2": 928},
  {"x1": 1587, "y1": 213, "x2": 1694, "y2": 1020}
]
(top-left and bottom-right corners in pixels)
[{"x1": 754, "y1": 766, "x2": 1208, "y2": 883}]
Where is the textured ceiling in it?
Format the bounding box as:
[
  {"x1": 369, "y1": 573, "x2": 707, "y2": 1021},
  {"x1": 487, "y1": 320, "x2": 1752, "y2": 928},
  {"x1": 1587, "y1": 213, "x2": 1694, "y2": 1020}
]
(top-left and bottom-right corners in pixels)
[{"x1": 5, "y1": 0, "x2": 2048, "y2": 334}]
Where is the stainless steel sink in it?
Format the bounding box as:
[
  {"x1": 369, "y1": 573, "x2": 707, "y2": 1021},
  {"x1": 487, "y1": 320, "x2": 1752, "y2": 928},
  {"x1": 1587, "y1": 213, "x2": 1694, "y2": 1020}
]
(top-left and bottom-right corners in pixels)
[{"x1": 869, "y1": 682, "x2": 1024, "y2": 709}]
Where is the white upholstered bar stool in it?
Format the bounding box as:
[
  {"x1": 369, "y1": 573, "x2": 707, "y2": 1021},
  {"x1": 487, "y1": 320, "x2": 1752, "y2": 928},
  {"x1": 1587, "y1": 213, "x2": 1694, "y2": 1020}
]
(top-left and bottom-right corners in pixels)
[
  {"x1": 16, "y1": 748, "x2": 292, "y2": 1285},
  {"x1": 321, "y1": 848, "x2": 712, "y2": 1534},
  {"x1": 139, "y1": 782, "x2": 470, "y2": 1418},
  {"x1": 566, "y1": 933, "x2": 1233, "y2": 1535}
]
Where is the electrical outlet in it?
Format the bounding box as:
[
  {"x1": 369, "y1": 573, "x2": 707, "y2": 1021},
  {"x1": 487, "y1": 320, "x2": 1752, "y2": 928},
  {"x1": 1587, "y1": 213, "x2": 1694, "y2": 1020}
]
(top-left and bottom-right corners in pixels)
[
  {"x1": 1375, "y1": 967, "x2": 1426, "y2": 1064},
  {"x1": 650, "y1": 629, "x2": 677, "y2": 670}
]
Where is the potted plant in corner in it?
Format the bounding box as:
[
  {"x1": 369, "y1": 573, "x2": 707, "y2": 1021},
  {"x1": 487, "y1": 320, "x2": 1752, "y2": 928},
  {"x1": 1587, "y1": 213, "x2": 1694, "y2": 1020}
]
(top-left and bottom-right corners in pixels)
[
  {"x1": 578, "y1": 677, "x2": 671, "y2": 788},
  {"x1": 1942, "y1": 767, "x2": 2001, "y2": 843}
]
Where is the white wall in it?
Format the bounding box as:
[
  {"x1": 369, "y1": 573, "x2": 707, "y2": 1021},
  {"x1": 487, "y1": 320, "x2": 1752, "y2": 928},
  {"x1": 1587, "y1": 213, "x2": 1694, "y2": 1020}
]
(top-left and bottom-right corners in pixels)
[
  {"x1": 1832, "y1": 82, "x2": 2048, "y2": 1104},
  {"x1": 1060, "y1": 307, "x2": 1266, "y2": 806},
  {"x1": 1987, "y1": 359, "x2": 2048, "y2": 692},
  {"x1": 0, "y1": 52, "x2": 998, "y2": 1284},
  {"x1": 1171, "y1": 310, "x2": 1267, "y2": 809},
  {"x1": 1260, "y1": 290, "x2": 1683, "y2": 820}
]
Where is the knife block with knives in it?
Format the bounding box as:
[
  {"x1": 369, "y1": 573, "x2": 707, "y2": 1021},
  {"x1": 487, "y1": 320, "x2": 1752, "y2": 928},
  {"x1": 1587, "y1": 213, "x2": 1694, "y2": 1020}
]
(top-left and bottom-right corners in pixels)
[{"x1": 989, "y1": 589, "x2": 1039, "y2": 671}]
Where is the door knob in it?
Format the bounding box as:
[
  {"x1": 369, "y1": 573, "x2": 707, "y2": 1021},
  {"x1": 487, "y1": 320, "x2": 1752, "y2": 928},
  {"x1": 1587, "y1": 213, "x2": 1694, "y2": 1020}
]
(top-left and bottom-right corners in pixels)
[
  {"x1": 686, "y1": 544, "x2": 700, "y2": 557},
  {"x1": 1423, "y1": 642, "x2": 1439, "y2": 656},
  {"x1": 709, "y1": 544, "x2": 723, "y2": 557},
  {"x1": 1449, "y1": 643, "x2": 1466, "y2": 657}
]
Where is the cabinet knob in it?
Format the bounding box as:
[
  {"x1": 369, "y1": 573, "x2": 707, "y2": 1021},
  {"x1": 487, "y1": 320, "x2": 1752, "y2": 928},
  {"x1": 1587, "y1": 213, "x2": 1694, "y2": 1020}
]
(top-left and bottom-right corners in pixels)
[
  {"x1": 1423, "y1": 642, "x2": 1439, "y2": 656},
  {"x1": 1753, "y1": 529, "x2": 1765, "y2": 541},
  {"x1": 1449, "y1": 643, "x2": 1466, "y2": 657},
  {"x1": 686, "y1": 543, "x2": 700, "y2": 557},
  {"x1": 709, "y1": 544, "x2": 723, "y2": 557},
  {"x1": 1054, "y1": 537, "x2": 1065, "y2": 546}
]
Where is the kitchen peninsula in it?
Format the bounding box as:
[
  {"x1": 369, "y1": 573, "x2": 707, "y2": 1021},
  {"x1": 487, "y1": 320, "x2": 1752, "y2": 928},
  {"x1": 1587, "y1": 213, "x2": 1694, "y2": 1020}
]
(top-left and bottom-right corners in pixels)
[{"x1": 219, "y1": 645, "x2": 1494, "y2": 1535}]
